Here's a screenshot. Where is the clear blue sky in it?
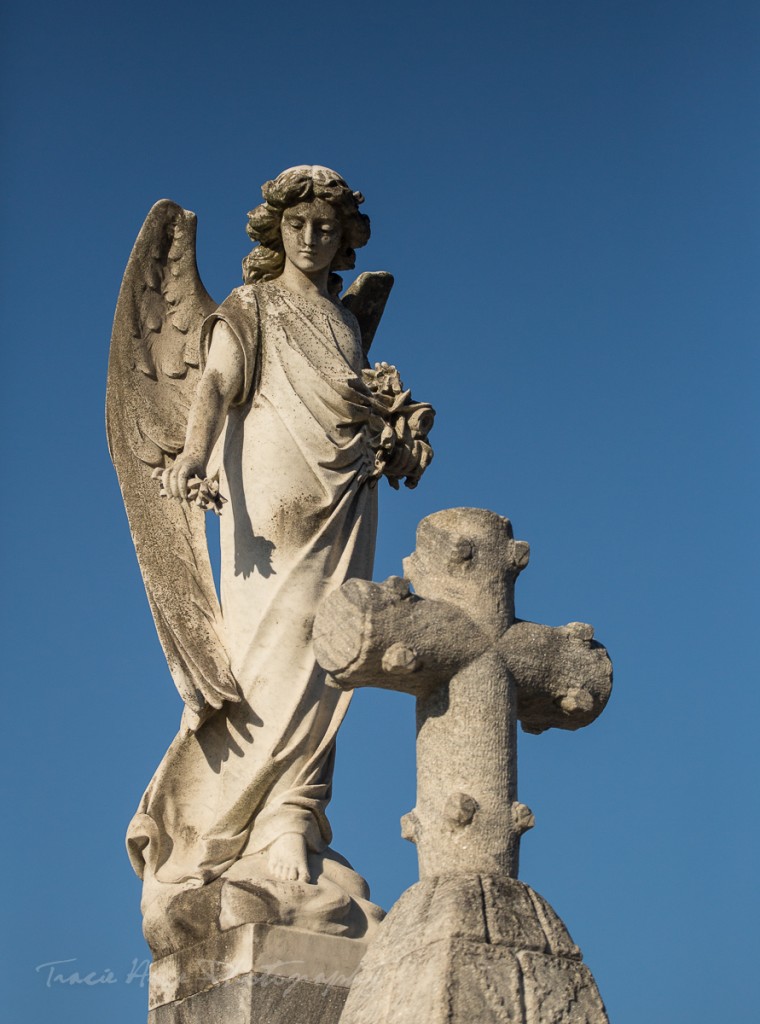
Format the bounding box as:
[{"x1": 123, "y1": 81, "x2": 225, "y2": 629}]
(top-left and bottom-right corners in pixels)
[{"x1": 2, "y1": 2, "x2": 757, "y2": 1021}]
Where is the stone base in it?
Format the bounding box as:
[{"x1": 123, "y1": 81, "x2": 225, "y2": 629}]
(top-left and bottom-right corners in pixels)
[
  {"x1": 147, "y1": 923, "x2": 368, "y2": 1024},
  {"x1": 140, "y1": 846, "x2": 384, "y2": 960},
  {"x1": 339, "y1": 875, "x2": 609, "y2": 1024}
]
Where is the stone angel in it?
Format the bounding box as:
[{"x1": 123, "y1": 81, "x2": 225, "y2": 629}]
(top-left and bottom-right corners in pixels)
[{"x1": 107, "y1": 166, "x2": 434, "y2": 957}]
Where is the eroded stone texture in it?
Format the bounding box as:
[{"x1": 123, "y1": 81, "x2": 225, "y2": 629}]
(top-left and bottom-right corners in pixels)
[
  {"x1": 343, "y1": 939, "x2": 524, "y2": 1024},
  {"x1": 481, "y1": 876, "x2": 551, "y2": 952},
  {"x1": 149, "y1": 923, "x2": 366, "y2": 1024},
  {"x1": 108, "y1": 167, "x2": 436, "y2": 976},
  {"x1": 337, "y1": 877, "x2": 607, "y2": 1024},
  {"x1": 314, "y1": 509, "x2": 612, "y2": 1024},
  {"x1": 140, "y1": 847, "x2": 384, "y2": 962},
  {"x1": 150, "y1": 974, "x2": 348, "y2": 1024},
  {"x1": 314, "y1": 508, "x2": 612, "y2": 880},
  {"x1": 518, "y1": 953, "x2": 608, "y2": 1024}
]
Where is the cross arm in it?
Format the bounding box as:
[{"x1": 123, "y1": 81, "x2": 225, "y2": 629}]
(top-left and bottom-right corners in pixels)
[
  {"x1": 499, "y1": 620, "x2": 613, "y2": 734},
  {"x1": 313, "y1": 575, "x2": 488, "y2": 697}
]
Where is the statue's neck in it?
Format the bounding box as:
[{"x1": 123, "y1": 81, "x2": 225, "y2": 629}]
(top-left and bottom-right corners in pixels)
[{"x1": 277, "y1": 261, "x2": 330, "y2": 299}]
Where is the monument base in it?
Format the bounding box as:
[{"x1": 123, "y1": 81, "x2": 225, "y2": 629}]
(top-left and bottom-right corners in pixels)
[
  {"x1": 147, "y1": 923, "x2": 368, "y2": 1024},
  {"x1": 339, "y1": 875, "x2": 609, "y2": 1024}
]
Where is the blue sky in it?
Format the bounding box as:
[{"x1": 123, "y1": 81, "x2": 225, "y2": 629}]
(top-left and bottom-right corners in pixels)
[{"x1": 2, "y1": 2, "x2": 758, "y2": 1021}]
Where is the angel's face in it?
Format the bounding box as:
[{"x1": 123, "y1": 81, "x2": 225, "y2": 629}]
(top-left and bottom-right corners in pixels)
[{"x1": 280, "y1": 199, "x2": 342, "y2": 276}]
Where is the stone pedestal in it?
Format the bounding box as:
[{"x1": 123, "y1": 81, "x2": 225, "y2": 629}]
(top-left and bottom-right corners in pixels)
[
  {"x1": 339, "y1": 875, "x2": 609, "y2": 1024},
  {"x1": 147, "y1": 923, "x2": 367, "y2": 1024}
]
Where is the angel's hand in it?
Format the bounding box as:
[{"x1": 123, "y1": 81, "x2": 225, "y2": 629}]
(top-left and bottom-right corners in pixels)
[
  {"x1": 384, "y1": 442, "x2": 417, "y2": 479},
  {"x1": 158, "y1": 454, "x2": 206, "y2": 500},
  {"x1": 384, "y1": 439, "x2": 433, "y2": 486}
]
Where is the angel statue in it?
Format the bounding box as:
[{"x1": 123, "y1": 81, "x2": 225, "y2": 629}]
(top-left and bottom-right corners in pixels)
[{"x1": 106, "y1": 165, "x2": 434, "y2": 958}]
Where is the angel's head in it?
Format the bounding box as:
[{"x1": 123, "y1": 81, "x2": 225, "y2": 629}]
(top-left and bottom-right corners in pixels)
[{"x1": 243, "y1": 166, "x2": 370, "y2": 292}]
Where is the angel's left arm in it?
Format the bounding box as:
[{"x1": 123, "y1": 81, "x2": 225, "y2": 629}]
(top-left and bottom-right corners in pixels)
[{"x1": 162, "y1": 321, "x2": 245, "y2": 499}]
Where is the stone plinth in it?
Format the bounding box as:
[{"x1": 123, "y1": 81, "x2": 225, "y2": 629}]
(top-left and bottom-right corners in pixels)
[
  {"x1": 147, "y1": 923, "x2": 367, "y2": 1024},
  {"x1": 339, "y1": 876, "x2": 609, "y2": 1024}
]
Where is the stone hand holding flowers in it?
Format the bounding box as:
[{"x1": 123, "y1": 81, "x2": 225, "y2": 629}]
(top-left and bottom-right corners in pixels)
[
  {"x1": 362, "y1": 362, "x2": 435, "y2": 489},
  {"x1": 153, "y1": 467, "x2": 227, "y2": 515}
]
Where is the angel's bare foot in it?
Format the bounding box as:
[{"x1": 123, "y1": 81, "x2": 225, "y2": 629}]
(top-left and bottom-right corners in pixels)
[{"x1": 267, "y1": 832, "x2": 310, "y2": 883}]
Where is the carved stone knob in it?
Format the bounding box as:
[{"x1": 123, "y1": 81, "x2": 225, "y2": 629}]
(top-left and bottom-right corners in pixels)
[
  {"x1": 559, "y1": 687, "x2": 594, "y2": 714},
  {"x1": 444, "y1": 791, "x2": 479, "y2": 827},
  {"x1": 511, "y1": 801, "x2": 536, "y2": 835},
  {"x1": 400, "y1": 810, "x2": 420, "y2": 843},
  {"x1": 382, "y1": 642, "x2": 420, "y2": 674},
  {"x1": 381, "y1": 575, "x2": 412, "y2": 599},
  {"x1": 563, "y1": 621, "x2": 595, "y2": 642}
]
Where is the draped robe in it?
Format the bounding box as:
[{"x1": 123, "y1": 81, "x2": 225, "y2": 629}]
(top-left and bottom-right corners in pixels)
[{"x1": 127, "y1": 280, "x2": 378, "y2": 892}]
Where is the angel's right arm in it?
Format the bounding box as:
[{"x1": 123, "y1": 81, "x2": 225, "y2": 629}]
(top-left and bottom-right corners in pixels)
[{"x1": 162, "y1": 320, "x2": 245, "y2": 499}]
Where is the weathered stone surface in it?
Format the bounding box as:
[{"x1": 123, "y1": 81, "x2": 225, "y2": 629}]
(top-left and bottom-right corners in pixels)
[
  {"x1": 149, "y1": 972, "x2": 349, "y2": 1024},
  {"x1": 339, "y1": 876, "x2": 607, "y2": 1024},
  {"x1": 448, "y1": 944, "x2": 525, "y2": 1024},
  {"x1": 358, "y1": 875, "x2": 489, "y2": 961},
  {"x1": 149, "y1": 923, "x2": 366, "y2": 1023},
  {"x1": 527, "y1": 890, "x2": 582, "y2": 960},
  {"x1": 314, "y1": 509, "x2": 612, "y2": 1023},
  {"x1": 502, "y1": 621, "x2": 612, "y2": 734},
  {"x1": 108, "y1": 166, "x2": 435, "y2": 975},
  {"x1": 337, "y1": 938, "x2": 524, "y2": 1024},
  {"x1": 481, "y1": 875, "x2": 550, "y2": 952},
  {"x1": 315, "y1": 509, "x2": 612, "y2": 879},
  {"x1": 140, "y1": 847, "x2": 384, "y2": 962},
  {"x1": 518, "y1": 952, "x2": 608, "y2": 1024},
  {"x1": 336, "y1": 876, "x2": 571, "y2": 966}
]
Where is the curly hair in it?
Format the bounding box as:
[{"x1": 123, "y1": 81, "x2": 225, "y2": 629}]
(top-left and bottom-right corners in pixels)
[{"x1": 242, "y1": 165, "x2": 370, "y2": 291}]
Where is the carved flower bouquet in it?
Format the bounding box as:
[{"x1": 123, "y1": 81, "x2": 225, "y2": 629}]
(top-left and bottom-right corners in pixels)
[{"x1": 362, "y1": 362, "x2": 435, "y2": 489}]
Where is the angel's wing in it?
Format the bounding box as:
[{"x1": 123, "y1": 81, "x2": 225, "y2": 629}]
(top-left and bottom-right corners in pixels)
[
  {"x1": 341, "y1": 271, "x2": 394, "y2": 357},
  {"x1": 106, "y1": 200, "x2": 238, "y2": 731}
]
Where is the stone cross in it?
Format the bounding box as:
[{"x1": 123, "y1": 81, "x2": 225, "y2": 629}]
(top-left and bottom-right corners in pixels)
[
  {"x1": 313, "y1": 508, "x2": 613, "y2": 1024},
  {"x1": 314, "y1": 507, "x2": 612, "y2": 879}
]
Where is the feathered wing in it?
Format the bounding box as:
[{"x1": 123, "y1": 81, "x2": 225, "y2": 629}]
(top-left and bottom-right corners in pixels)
[
  {"x1": 341, "y1": 271, "x2": 394, "y2": 358},
  {"x1": 107, "y1": 200, "x2": 238, "y2": 731}
]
